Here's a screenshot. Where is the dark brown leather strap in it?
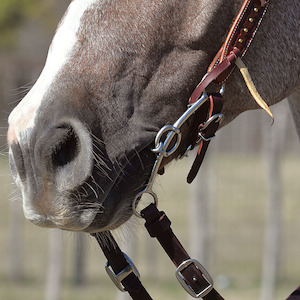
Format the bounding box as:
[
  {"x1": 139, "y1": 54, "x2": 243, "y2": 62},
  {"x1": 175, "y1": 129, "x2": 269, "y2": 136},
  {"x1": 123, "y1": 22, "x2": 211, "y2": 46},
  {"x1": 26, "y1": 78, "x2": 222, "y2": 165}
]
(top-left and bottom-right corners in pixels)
[
  {"x1": 92, "y1": 232, "x2": 153, "y2": 300},
  {"x1": 286, "y1": 286, "x2": 300, "y2": 300},
  {"x1": 187, "y1": 93, "x2": 224, "y2": 183},
  {"x1": 141, "y1": 203, "x2": 224, "y2": 300}
]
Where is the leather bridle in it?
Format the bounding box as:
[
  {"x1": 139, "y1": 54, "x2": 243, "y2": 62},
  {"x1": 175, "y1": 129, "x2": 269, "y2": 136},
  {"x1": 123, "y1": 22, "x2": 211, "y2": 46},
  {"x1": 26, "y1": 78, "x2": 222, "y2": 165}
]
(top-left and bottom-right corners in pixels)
[{"x1": 91, "y1": 0, "x2": 300, "y2": 299}]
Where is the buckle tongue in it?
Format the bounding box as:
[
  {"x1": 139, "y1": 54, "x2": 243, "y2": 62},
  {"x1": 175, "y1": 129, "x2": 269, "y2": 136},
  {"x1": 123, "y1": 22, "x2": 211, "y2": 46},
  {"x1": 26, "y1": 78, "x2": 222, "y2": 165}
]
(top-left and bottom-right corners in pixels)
[
  {"x1": 105, "y1": 253, "x2": 140, "y2": 292},
  {"x1": 175, "y1": 259, "x2": 214, "y2": 298}
]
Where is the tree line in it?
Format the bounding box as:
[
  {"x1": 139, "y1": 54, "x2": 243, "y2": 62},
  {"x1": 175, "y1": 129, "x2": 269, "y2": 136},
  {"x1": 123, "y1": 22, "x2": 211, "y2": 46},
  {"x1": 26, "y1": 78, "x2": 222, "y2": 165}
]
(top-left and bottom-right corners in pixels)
[{"x1": 0, "y1": 0, "x2": 69, "y2": 148}]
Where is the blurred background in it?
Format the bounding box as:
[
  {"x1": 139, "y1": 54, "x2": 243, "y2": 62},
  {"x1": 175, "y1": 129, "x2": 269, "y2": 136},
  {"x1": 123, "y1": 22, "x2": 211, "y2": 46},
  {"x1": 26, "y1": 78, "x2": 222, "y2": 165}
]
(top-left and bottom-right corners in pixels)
[{"x1": 0, "y1": 1, "x2": 299, "y2": 300}]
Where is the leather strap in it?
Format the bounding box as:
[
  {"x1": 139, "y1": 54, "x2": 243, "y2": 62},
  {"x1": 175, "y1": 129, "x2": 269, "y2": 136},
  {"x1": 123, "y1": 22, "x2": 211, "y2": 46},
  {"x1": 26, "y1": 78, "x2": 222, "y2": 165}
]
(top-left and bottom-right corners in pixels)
[
  {"x1": 208, "y1": 0, "x2": 270, "y2": 83},
  {"x1": 187, "y1": 0, "x2": 271, "y2": 181},
  {"x1": 141, "y1": 204, "x2": 224, "y2": 300},
  {"x1": 187, "y1": 93, "x2": 224, "y2": 183},
  {"x1": 189, "y1": 48, "x2": 240, "y2": 105},
  {"x1": 92, "y1": 232, "x2": 153, "y2": 300},
  {"x1": 286, "y1": 286, "x2": 300, "y2": 300}
]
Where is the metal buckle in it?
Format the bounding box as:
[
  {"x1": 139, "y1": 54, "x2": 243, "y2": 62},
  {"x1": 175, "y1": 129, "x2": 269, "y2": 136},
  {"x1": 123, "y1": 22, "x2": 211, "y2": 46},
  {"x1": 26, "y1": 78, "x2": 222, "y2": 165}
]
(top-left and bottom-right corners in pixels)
[
  {"x1": 197, "y1": 113, "x2": 224, "y2": 142},
  {"x1": 175, "y1": 259, "x2": 214, "y2": 298},
  {"x1": 105, "y1": 253, "x2": 140, "y2": 292}
]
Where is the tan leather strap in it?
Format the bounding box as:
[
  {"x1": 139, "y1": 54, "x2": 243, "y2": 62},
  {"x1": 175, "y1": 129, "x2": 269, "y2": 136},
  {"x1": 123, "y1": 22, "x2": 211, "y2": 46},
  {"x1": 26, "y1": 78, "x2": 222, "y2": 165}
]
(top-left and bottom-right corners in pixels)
[{"x1": 235, "y1": 57, "x2": 273, "y2": 119}]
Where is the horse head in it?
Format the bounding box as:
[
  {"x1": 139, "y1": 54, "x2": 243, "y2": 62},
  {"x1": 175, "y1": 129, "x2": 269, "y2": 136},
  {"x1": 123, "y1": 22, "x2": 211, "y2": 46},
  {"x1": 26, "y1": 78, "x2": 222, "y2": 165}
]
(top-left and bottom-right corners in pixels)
[{"x1": 7, "y1": 0, "x2": 300, "y2": 232}]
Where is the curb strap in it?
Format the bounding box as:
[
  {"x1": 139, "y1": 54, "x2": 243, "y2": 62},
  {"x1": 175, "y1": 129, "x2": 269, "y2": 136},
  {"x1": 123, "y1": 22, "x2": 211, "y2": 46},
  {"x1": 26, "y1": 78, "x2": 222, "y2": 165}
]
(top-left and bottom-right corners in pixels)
[
  {"x1": 141, "y1": 203, "x2": 224, "y2": 299},
  {"x1": 91, "y1": 232, "x2": 153, "y2": 300}
]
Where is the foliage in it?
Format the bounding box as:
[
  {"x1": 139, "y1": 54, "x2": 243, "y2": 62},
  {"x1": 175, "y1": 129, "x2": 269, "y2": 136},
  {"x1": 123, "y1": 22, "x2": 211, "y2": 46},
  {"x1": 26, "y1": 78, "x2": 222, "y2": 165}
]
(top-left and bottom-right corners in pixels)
[
  {"x1": 0, "y1": 0, "x2": 39, "y2": 28},
  {"x1": 0, "y1": 0, "x2": 62, "y2": 49}
]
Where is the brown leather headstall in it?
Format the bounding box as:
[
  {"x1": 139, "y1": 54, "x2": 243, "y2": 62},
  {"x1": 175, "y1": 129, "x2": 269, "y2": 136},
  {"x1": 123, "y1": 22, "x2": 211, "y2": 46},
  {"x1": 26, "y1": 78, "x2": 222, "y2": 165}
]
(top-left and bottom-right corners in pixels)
[
  {"x1": 208, "y1": 0, "x2": 270, "y2": 83},
  {"x1": 187, "y1": 0, "x2": 272, "y2": 182}
]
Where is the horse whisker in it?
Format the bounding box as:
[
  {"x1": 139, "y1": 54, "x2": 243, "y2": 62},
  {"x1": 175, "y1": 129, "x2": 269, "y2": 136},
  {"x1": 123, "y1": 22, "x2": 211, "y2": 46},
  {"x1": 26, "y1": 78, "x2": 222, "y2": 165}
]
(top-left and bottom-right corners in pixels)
[
  {"x1": 90, "y1": 175, "x2": 105, "y2": 194},
  {"x1": 85, "y1": 182, "x2": 99, "y2": 199}
]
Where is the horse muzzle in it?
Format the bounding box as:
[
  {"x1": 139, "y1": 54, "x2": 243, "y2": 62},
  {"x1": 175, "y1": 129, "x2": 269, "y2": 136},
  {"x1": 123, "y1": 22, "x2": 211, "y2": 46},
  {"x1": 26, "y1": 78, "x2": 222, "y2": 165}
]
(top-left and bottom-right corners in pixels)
[
  {"x1": 7, "y1": 116, "x2": 102, "y2": 231},
  {"x1": 8, "y1": 108, "x2": 156, "y2": 232}
]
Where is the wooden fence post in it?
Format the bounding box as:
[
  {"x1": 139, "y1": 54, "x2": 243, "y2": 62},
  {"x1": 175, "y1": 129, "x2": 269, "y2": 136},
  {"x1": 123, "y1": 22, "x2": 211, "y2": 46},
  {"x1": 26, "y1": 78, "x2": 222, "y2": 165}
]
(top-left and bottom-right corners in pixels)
[
  {"x1": 45, "y1": 229, "x2": 64, "y2": 300},
  {"x1": 260, "y1": 101, "x2": 289, "y2": 300},
  {"x1": 9, "y1": 197, "x2": 23, "y2": 282},
  {"x1": 73, "y1": 232, "x2": 86, "y2": 286},
  {"x1": 187, "y1": 143, "x2": 218, "y2": 299}
]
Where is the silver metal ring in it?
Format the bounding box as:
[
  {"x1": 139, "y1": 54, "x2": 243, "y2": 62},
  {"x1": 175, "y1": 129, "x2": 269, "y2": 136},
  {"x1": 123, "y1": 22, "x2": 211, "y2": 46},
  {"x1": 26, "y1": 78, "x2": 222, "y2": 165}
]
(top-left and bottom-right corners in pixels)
[
  {"x1": 132, "y1": 190, "x2": 158, "y2": 218},
  {"x1": 152, "y1": 125, "x2": 181, "y2": 157}
]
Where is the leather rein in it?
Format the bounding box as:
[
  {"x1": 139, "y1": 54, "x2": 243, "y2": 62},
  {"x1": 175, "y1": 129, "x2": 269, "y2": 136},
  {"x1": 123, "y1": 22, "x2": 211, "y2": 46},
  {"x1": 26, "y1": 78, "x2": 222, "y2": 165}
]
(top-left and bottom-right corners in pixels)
[{"x1": 91, "y1": 0, "x2": 300, "y2": 298}]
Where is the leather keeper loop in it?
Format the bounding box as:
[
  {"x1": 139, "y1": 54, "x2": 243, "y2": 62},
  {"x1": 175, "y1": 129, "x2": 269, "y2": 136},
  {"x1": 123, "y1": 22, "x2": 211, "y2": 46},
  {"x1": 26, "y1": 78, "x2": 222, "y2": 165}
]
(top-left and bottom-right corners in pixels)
[{"x1": 144, "y1": 212, "x2": 171, "y2": 238}]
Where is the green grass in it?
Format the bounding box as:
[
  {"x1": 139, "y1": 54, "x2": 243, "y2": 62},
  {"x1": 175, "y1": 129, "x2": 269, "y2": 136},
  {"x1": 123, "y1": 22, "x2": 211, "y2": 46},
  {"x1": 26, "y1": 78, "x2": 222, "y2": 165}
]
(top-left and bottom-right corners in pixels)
[{"x1": 1, "y1": 154, "x2": 300, "y2": 300}]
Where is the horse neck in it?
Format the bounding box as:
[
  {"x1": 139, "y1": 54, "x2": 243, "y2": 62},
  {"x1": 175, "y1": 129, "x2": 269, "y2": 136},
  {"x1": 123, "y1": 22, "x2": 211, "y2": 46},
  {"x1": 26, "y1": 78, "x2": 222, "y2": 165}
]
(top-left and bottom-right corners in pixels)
[{"x1": 181, "y1": 0, "x2": 244, "y2": 53}]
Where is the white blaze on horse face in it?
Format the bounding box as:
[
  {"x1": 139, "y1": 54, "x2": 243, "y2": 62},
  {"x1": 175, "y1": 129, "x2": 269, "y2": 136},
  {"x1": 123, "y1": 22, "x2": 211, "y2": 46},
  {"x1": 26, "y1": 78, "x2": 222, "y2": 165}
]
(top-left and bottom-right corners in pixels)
[{"x1": 8, "y1": 0, "x2": 98, "y2": 145}]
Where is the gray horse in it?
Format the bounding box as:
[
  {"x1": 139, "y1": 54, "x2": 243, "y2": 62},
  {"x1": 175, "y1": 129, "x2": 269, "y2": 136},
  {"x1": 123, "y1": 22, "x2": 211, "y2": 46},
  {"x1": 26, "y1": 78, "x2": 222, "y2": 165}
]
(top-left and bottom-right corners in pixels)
[{"x1": 7, "y1": 0, "x2": 300, "y2": 233}]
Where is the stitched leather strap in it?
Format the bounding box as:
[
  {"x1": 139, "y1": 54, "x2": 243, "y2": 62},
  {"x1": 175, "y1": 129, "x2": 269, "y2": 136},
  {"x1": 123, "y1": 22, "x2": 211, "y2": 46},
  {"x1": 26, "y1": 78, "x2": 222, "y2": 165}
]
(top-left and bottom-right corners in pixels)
[
  {"x1": 208, "y1": 0, "x2": 270, "y2": 83},
  {"x1": 187, "y1": 0, "x2": 271, "y2": 181}
]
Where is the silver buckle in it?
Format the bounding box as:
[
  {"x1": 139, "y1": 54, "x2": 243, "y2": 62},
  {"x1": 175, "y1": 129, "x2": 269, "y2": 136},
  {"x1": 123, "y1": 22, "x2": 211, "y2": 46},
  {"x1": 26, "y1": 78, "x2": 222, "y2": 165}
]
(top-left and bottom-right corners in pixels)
[
  {"x1": 197, "y1": 113, "x2": 224, "y2": 142},
  {"x1": 105, "y1": 253, "x2": 140, "y2": 292},
  {"x1": 175, "y1": 259, "x2": 214, "y2": 298}
]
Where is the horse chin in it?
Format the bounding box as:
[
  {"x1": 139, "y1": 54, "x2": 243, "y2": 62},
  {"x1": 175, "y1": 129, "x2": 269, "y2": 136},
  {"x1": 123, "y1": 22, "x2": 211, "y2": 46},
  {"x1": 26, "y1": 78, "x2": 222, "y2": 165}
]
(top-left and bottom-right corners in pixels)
[{"x1": 78, "y1": 146, "x2": 156, "y2": 233}]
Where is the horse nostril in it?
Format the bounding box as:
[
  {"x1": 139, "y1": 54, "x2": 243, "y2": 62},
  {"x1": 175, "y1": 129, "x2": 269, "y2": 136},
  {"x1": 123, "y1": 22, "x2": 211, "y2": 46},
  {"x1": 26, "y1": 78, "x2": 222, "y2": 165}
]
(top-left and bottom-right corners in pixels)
[
  {"x1": 51, "y1": 125, "x2": 79, "y2": 168},
  {"x1": 9, "y1": 142, "x2": 26, "y2": 181}
]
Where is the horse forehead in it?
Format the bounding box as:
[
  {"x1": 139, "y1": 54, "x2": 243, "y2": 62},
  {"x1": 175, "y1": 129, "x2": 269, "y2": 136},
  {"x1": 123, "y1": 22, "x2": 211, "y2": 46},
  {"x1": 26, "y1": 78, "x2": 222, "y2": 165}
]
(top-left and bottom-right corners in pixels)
[{"x1": 8, "y1": 0, "x2": 98, "y2": 144}]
